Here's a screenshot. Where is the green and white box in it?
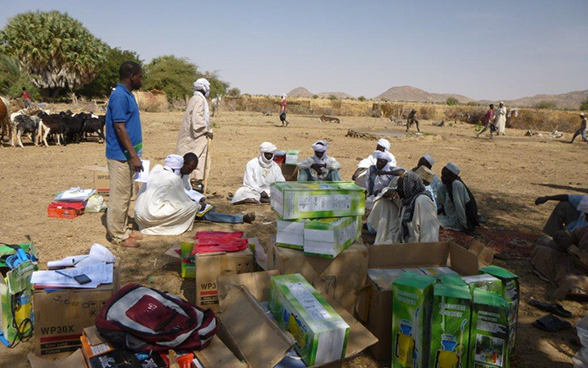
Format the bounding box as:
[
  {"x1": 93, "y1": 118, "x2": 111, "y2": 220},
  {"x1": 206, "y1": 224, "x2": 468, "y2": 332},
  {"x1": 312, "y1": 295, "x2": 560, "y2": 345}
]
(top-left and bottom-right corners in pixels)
[
  {"x1": 419, "y1": 266, "x2": 458, "y2": 278},
  {"x1": 270, "y1": 181, "x2": 365, "y2": 220},
  {"x1": 285, "y1": 150, "x2": 300, "y2": 165},
  {"x1": 392, "y1": 273, "x2": 436, "y2": 368},
  {"x1": 468, "y1": 289, "x2": 510, "y2": 368},
  {"x1": 480, "y1": 266, "x2": 520, "y2": 356},
  {"x1": 303, "y1": 216, "x2": 361, "y2": 258},
  {"x1": 277, "y1": 219, "x2": 307, "y2": 250},
  {"x1": 429, "y1": 283, "x2": 472, "y2": 368},
  {"x1": 269, "y1": 273, "x2": 350, "y2": 366},
  {"x1": 461, "y1": 274, "x2": 503, "y2": 295}
]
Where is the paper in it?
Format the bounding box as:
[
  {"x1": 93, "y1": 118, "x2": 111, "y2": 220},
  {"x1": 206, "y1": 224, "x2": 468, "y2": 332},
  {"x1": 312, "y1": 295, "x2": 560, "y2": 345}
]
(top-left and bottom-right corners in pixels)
[
  {"x1": 47, "y1": 255, "x2": 89, "y2": 269},
  {"x1": 55, "y1": 188, "x2": 96, "y2": 202},
  {"x1": 47, "y1": 244, "x2": 116, "y2": 269},
  {"x1": 133, "y1": 160, "x2": 150, "y2": 183},
  {"x1": 32, "y1": 262, "x2": 113, "y2": 289},
  {"x1": 186, "y1": 189, "x2": 205, "y2": 203},
  {"x1": 196, "y1": 204, "x2": 213, "y2": 217}
]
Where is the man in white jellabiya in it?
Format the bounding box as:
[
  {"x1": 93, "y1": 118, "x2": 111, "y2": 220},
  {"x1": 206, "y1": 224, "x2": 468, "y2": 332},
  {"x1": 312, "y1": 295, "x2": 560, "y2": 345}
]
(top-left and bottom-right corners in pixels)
[
  {"x1": 232, "y1": 142, "x2": 285, "y2": 204},
  {"x1": 297, "y1": 140, "x2": 342, "y2": 182}
]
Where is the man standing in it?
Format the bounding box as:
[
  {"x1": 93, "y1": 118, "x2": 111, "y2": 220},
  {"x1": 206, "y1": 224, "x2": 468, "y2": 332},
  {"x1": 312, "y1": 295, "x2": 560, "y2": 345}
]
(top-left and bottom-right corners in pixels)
[
  {"x1": 570, "y1": 113, "x2": 587, "y2": 144},
  {"x1": 495, "y1": 102, "x2": 507, "y2": 136},
  {"x1": 279, "y1": 93, "x2": 289, "y2": 127},
  {"x1": 176, "y1": 78, "x2": 213, "y2": 192},
  {"x1": 476, "y1": 104, "x2": 496, "y2": 138},
  {"x1": 406, "y1": 109, "x2": 419, "y2": 132},
  {"x1": 105, "y1": 61, "x2": 144, "y2": 248},
  {"x1": 20, "y1": 87, "x2": 33, "y2": 108}
]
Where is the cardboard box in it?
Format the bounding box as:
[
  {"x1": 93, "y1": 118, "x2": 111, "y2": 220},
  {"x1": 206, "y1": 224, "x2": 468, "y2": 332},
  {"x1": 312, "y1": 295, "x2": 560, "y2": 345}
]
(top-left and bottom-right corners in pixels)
[
  {"x1": 276, "y1": 219, "x2": 306, "y2": 250},
  {"x1": 33, "y1": 265, "x2": 120, "y2": 357},
  {"x1": 28, "y1": 349, "x2": 88, "y2": 368},
  {"x1": 270, "y1": 242, "x2": 368, "y2": 315},
  {"x1": 215, "y1": 271, "x2": 378, "y2": 368},
  {"x1": 80, "y1": 326, "x2": 115, "y2": 362},
  {"x1": 356, "y1": 241, "x2": 482, "y2": 362},
  {"x1": 270, "y1": 181, "x2": 365, "y2": 220},
  {"x1": 269, "y1": 274, "x2": 350, "y2": 366},
  {"x1": 92, "y1": 169, "x2": 139, "y2": 200},
  {"x1": 303, "y1": 217, "x2": 361, "y2": 258},
  {"x1": 285, "y1": 150, "x2": 300, "y2": 165},
  {"x1": 48, "y1": 201, "x2": 85, "y2": 219},
  {"x1": 195, "y1": 248, "x2": 255, "y2": 311}
]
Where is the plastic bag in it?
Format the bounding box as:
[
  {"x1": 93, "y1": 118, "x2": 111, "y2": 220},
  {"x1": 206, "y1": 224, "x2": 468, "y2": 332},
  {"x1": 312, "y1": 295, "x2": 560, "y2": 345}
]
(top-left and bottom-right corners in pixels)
[{"x1": 85, "y1": 195, "x2": 106, "y2": 213}]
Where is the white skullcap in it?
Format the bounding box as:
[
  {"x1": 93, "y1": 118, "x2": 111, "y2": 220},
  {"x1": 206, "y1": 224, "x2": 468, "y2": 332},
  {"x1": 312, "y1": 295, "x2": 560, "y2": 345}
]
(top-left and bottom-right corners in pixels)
[
  {"x1": 281, "y1": 93, "x2": 288, "y2": 99},
  {"x1": 445, "y1": 162, "x2": 461, "y2": 176},
  {"x1": 500, "y1": 101, "x2": 504, "y2": 104},
  {"x1": 423, "y1": 154, "x2": 435, "y2": 166},
  {"x1": 260, "y1": 142, "x2": 277, "y2": 153},
  {"x1": 377, "y1": 138, "x2": 390, "y2": 151},
  {"x1": 374, "y1": 150, "x2": 392, "y2": 162},
  {"x1": 581, "y1": 113, "x2": 586, "y2": 117},
  {"x1": 164, "y1": 154, "x2": 184, "y2": 170},
  {"x1": 194, "y1": 78, "x2": 211, "y2": 96},
  {"x1": 312, "y1": 140, "x2": 329, "y2": 152}
]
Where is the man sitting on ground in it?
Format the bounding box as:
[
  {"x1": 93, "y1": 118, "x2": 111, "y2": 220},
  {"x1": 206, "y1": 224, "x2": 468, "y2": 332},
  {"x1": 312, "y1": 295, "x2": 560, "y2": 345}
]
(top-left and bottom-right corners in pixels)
[
  {"x1": 365, "y1": 151, "x2": 403, "y2": 210},
  {"x1": 535, "y1": 194, "x2": 588, "y2": 236},
  {"x1": 412, "y1": 154, "x2": 441, "y2": 199},
  {"x1": 232, "y1": 142, "x2": 285, "y2": 204},
  {"x1": 135, "y1": 154, "x2": 254, "y2": 236},
  {"x1": 415, "y1": 165, "x2": 438, "y2": 209},
  {"x1": 437, "y1": 162, "x2": 479, "y2": 232},
  {"x1": 396, "y1": 171, "x2": 439, "y2": 243},
  {"x1": 352, "y1": 138, "x2": 396, "y2": 186},
  {"x1": 297, "y1": 140, "x2": 342, "y2": 181}
]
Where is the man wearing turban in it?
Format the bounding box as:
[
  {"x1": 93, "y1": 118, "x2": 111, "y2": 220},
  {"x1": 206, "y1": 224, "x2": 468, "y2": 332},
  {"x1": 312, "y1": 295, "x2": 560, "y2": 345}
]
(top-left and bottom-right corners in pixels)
[{"x1": 297, "y1": 140, "x2": 342, "y2": 182}]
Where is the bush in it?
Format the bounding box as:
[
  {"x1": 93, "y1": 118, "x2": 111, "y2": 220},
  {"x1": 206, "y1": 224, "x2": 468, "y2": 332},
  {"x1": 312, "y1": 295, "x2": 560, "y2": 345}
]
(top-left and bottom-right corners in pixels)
[
  {"x1": 446, "y1": 97, "x2": 459, "y2": 106},
  {"x1": 328, "y1": 95, "x2": 337, "y2": 101},
  {"x1": 580, "y1": 98, "x2": 588, "y2": 112},
  {"x1": 358, "y1": 96, "x2": 366, "y2": 101},
  {"x1": 467, "y1": 101, "x2": 480, "y2": 106},
  {"x1": 534, "y1": 101, "x2": 557, "y2": 110},
  {"x1": 312, "y1": 94, "x2": 319, "y2": 99},
  {"x1": 227, "y1": 87, "x2": 241, "y2": 97}
]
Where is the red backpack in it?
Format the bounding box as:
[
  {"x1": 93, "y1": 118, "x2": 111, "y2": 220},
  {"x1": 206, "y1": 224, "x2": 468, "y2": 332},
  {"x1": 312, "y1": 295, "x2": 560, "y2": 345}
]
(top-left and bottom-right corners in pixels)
[{"x1": 96, "y1": 284, "x2": 217, "y2": 352}]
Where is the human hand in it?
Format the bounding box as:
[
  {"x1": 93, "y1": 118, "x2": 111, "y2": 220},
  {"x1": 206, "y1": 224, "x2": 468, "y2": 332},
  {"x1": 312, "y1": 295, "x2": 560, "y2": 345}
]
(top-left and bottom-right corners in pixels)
[
  {"x1": 535, "y1": 197, "x2": 547, "y2": 205},
  {"x1": 206, "y1": 132, "x2": 214, "y2": 140},
  {"x1": 199, "y1": 198, "x2": 206, "y2": 207},
  {"x1": 130, "y1": 156, "x2": 143, "y2": 173}
]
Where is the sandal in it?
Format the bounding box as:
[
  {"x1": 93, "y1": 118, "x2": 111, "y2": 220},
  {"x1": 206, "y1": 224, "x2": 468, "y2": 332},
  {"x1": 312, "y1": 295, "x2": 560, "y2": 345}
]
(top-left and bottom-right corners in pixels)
[
  {"x1": 532, "y1": 314, "x2": 571, "y2": 332},
  {"x1": 121, "y1": 238, "x2": 141, "y2": 248},
  {"x1": 529, "y1": 300, "x2": 572, "y2": 318}
]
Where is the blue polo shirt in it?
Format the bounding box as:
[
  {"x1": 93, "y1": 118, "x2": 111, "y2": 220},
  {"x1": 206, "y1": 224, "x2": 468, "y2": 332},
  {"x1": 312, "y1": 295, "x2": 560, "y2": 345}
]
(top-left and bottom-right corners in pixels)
[
  {"x1": 105, "y1": 83, "x2": 143, "y2": 161},
  {"x1": 567, "y1": 195, "x2": 588, "y2": 231}
]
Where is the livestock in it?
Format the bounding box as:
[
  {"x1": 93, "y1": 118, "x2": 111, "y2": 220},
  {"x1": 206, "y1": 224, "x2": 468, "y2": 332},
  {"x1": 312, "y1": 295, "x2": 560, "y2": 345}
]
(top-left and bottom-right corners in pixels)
[
  {"x1": 319, "y1": 115, "x2": 341, "y2": 124},
  {"x1": 12, "y1": 114, "x2": 42, "y2": 148},
  {"x1": 80, "y1": 113, "x2": 105, "y2": 143},
  {"x1": 211, "y1": 95, "x2": 223, "y2": 117},
  {"x1": 37, "y1": 112, "x2": 69, "y2": 146},
  {"x1": 0, "y1": 96, "x2": 11, "y2": 143}
]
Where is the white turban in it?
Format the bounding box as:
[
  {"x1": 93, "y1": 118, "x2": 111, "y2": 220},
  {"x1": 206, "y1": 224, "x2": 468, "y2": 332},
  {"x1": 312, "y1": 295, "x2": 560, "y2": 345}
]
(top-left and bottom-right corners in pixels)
[
  {"x1": 194, "y1": 78, "x2": 211, "y2": 97},
  {"x1": 374, "y1": 150, "x2": 392, "y2": 162},
  {"x1": 281, "y1": 93, "x2": 287, "y2": 99},
  {"x1": 423, "y1": 154, "x2": 435, "y2": 166},
  {"x1": 312, "y1": 140, "x2": 329, "y2": 153},
  {"x1": 165, "y1": 154, "x2": 184, "y2": 175},
  {"x1": 445, "y1": 162, "x2": 461, "y2": 176},
  {"x1": 260, "y1": 142, "x2": 277, "y2": 154},
  {"x1": 377, "y1": 138, "x2": 390, "y2": 151}
]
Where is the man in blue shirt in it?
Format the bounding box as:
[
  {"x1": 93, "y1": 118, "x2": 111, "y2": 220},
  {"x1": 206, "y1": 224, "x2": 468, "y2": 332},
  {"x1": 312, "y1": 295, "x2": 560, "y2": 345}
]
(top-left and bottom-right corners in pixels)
[
  {"x1": 536, "y1": 194, "x2": 588, "y2": 236},
  {"x1": 105, "y1": 61, "x2": 144, "y2": 248}
]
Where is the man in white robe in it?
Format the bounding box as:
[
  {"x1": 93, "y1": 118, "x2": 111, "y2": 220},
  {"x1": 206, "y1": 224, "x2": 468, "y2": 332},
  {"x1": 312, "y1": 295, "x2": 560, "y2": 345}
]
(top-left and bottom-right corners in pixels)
[
  {"x1": 232, "y1": 142, "x2": 285, "y2": 204},
  {"x1": 437, "y1": 162, "x2": 479, "y2": 232},
  {"x1": 176, "y1": 78, "x2": 213, "y2": 190},
  {"x1": 495, "y1": 101, "x2": 507, "y2": 136},
  {"x1": 352, "y1": 138, "x2": 396, "y2": 187},
  {"x1": 365, "y1": 151, "x2": 403, "y2": 210},
  {"x1": 367, "y1": 177, "x2": 403, "y2": 244},
  {"x1": 297, "y1": 140, "x2": 342, "y2": 181}
]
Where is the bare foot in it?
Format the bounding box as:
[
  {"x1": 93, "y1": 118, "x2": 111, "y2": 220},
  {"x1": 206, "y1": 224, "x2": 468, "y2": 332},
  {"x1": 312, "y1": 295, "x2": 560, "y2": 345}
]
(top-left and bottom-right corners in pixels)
[
  {"x1": 129, "y1": 231, "x2": 144, "y2": 240},
  {"x1": 121, "y1": 238, "x2": 141, "y2": 248}
]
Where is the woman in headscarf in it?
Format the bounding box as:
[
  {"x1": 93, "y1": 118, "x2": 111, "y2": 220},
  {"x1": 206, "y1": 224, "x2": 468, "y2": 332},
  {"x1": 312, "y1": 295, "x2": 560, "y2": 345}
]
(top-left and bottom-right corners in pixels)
[
  {"x1": 232, "y1": 142, "x2": 286, "y2": 204},
  {"x1": 396, "y1": 171, "x2": 439, "y2": 243},
  {"x1": 297, "y1": 140, "x2": 342, "y2": 181},
  {"x1": 176, "y1": 78, "x2": 213, "y2": 191}
]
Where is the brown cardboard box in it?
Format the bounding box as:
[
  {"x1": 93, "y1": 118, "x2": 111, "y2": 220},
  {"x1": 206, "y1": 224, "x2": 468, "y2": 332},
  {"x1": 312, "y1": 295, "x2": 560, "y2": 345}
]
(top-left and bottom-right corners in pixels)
[
  {"x1": 28, "y1": 349, "x2": 88, "y2": 368},
  {"x1": 269, "y1": 242, "x2": 368, "y2": 315},
  {"x1": 195, "y1": 248, "x2": 255, "y2": 311},
  {"x1": 214, "y1": 271, "x2": 378, "y2": 368},
  {"x1": 33, "y1": 266, "x2": 120, "y2": 357},
  {"x1": 356, "y1": 241, "x2": 483, "y2": 362},
  {"x1": 93, "y1": 169, "x2": 139, "y2": 199},
  {"x1": 80, "y1": 325, "x2": 115, "y2": 362},
  {"x1": 280, "y1": 163, "x2": 298, "y2": 181}
]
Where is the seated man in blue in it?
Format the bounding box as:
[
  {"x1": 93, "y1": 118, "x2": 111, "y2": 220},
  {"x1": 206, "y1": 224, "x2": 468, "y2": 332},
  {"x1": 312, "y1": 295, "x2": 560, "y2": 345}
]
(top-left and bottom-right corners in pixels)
[
  {"x1": 297, "y1": 140, "x2": 342, "y2": 182},
  {"x1": 437, "y1": 162, "x2": 479, "y2": 232},
  {"x1": 535, "y1": 194, "x2": 588, "y2": 236}
]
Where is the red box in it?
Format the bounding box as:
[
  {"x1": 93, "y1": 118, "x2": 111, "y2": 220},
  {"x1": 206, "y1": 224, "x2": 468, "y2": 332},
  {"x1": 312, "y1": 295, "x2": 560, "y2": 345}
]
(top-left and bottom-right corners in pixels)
[{"x1": 47, "y1": 201, "x2": 85, "y2": 219}]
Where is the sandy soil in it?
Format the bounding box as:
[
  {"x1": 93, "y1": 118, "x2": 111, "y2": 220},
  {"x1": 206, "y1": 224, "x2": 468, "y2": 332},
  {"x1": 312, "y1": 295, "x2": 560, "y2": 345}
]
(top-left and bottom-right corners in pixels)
[{"x1": 0, "y1": 110, "x2": 586, "y2": 367}]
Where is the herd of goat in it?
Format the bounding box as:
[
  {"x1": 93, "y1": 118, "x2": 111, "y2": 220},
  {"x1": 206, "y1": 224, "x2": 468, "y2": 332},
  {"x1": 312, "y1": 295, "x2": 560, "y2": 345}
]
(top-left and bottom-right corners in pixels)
[{"x1": 2, "y1": 109, "x2": 105, "y2": 148}]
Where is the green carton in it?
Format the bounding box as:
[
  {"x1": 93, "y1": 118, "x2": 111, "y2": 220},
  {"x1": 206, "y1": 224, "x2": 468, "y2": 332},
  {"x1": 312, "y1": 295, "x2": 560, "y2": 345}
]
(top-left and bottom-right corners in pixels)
[
  {"x1": 303, "y1": 216, "x2": 362, "y2": 258},
  {"x1": 270, "y1": 181, "x2": 365, "y2": 220},
  {"x1": 276, "y1": 219, "x2": 306, "y2": 250},
  {"x1": 429, "y1": 283, "x2": 472, "y2": 368},
  {"x1": 461, "y1": 274, "x2": 503, "y2": 295},
  {"x1": 269, "y1": 273, "x2": 350, "y2": 366},
  {"x1": 480, "y1": 266, "x2": 519, "y2": 356},
  {"x1": 285, "y1": 150, "x2": 300, "y2": 166},
  {"x1": 468, "y1": 289, "x2": 510, "y2": 368},
  {"x1": 180, "y1": 242, "x2": 195, "y2": 278},
  {"x1": 392, "y1": 273, "x2": 436, "y2": 368}
]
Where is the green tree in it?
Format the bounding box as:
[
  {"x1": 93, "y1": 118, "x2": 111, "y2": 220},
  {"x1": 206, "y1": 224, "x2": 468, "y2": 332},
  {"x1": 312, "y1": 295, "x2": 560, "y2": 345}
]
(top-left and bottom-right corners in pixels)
[
  {"x1": 534, "y1": 101, "x2": 557, "y2": 109},
  {"x1": 580, "y1": 98, "x2": 588, "y2": 111},
  {"x1": 226, "y1": 87, "x2": 241, "y2": 98},
  {"x1": 0, "y1": 11, "x2": 108, "y2": 97},
  {"x1": 329, "y1": 94, "x2": 337, "y2": 101},
  {"x1": 446, "y1": 97, "x2": 459, "y2": 106},
  {"x1": 358, "y1": 96, "x2": 366, "y2": 101},
  {"x1": 77, "y1": 47, "x2": 142, "y2": 98},
  {"x1": 0, "y1": 53, "x2": 40, "y2": 99},
  {"x1": 312, "y1": 94, "x2": 319, "y2": 99},
  {"x1": 203, "y1": 70, "x2": 229, "y2": 99},
  {"x1": 143, "y1": 55, "x2": 199, "y2": 102}
]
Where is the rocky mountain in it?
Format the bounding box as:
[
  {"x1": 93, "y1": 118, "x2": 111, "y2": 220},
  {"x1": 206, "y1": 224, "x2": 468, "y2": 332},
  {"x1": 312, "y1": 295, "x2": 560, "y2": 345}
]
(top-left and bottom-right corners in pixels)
[
  {"x1": 505, "y1": 89, "x2": 588, "y2": 110},
  {"x1": 375, "y1": 85, "x2": 474, "y2": 103},
  {"x1": 286, "y1": 87, "x2": 313, "y2": 98}
]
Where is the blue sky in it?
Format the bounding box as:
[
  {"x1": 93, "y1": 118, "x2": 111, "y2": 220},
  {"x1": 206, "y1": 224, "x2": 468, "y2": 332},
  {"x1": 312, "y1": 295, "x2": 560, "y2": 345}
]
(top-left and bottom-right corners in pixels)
[{"x1": 2, "y1": 0, "x2": 587, "y2": 100}]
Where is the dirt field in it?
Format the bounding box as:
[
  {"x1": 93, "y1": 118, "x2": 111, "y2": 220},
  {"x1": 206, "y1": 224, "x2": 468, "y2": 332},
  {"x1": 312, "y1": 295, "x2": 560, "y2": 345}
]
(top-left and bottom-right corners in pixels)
[{"x1": 0, "y1": 110, "x2": 586, "y2": 367}]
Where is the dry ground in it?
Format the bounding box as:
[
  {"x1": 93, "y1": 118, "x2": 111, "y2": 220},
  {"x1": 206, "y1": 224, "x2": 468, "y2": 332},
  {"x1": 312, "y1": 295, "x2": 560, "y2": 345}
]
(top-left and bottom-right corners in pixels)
[{"x1": 0, "y1": 110, "x2": 586, "y2": 367}]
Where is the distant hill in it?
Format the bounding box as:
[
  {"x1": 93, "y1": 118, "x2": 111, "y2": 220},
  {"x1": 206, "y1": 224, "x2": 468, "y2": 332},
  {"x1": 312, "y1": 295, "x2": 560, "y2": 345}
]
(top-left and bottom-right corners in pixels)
[
  {"x1": 505, "y1": 89, "x2": 588, "y2": 110},
  {"x1": 286, "y1": 87, "x2": 313, "y2": 98},
  {"x1": 375, "y1": 85, "x2": 474, "y2": 103},
  {"x1": 317, "y1": 92, "x2": 356, "y2": 99}
]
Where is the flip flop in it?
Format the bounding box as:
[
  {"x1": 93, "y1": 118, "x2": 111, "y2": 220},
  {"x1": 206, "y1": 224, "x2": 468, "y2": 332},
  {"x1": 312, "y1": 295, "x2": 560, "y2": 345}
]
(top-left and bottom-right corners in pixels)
[
  {"x1": 529, "y1": 300, "x2": 573, "y2": 318},
  {"x1": 532, "y1": 314, "x2": 572, "y2": 332}
]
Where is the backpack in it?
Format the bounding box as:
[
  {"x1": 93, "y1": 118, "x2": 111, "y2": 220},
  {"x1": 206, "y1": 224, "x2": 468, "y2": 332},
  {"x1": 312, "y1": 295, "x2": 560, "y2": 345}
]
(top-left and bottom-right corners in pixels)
[{"x1": 96, "y1": 284, "x2": 217, "y2": 352}]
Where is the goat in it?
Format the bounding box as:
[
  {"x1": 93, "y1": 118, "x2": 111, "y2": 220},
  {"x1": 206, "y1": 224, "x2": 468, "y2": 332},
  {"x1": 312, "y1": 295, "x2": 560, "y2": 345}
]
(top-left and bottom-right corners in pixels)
[
  {"x1": 12, "y1": 114, "x2": 42, "y2": 148},
  {"x1": 81, "y1": 114, "x2": 105, "y2": 143},
  {"x1": 319, "y1": 115, "x2": 341, "y2": 124},
  {"x1": 37, "y1": 112, "x2": 69, "y2": 146}
]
